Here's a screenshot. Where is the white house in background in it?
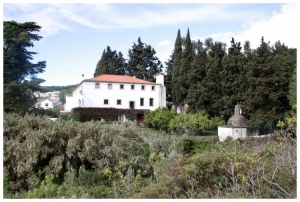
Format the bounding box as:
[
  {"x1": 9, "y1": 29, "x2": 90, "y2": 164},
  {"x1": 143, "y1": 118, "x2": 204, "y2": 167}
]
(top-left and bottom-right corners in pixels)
[
  {"x1": 64, "y1": 73, "x2": 166, "y2": 112},
  {"x1": 36, "y1": 99, "x2": 54, "y2": 109},
  {"x1": 49, "y1": 91, "x2": 60, "y2": 105}
]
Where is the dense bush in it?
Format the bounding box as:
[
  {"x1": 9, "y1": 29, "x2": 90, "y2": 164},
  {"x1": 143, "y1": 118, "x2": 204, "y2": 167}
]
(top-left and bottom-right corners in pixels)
[
  {"x1": 3, "y1": 113, "x2": 151, "y2": 194},
  {"x1": 71, "y1": 107, "x2": 150, "y2": 122},
  {"x1": 145, "y1": 108, "x2": 224, "y2": 135},
  {"x1": 169, "y1": 113, "x2": 224, "y2": 135},
  {"x1": 3, "y1": 113, "x2": 296, "y2": 199},
  {"x1": 145, "y1": 107, "x2": 177, "y2": 130}
]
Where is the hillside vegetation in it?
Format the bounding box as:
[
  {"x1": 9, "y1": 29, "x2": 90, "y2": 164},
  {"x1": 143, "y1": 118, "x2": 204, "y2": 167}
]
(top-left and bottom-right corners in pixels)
[{"x1": 3, "y1": 113, "x2": 296, "y2": 199}]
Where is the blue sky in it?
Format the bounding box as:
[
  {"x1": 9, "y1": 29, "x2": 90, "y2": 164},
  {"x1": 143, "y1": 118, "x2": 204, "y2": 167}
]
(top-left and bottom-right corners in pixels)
[{"x1": 3, "y1": 1, "x2": 299, "y2": 86}]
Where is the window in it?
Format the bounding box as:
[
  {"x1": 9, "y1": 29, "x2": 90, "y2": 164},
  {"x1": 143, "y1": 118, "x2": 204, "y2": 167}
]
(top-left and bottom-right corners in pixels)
[
  {"x1": 151, "y1": 86, "x2": 155, "y2": 91},
  {"x1": 108, "y1": 84, "x2": 112, "y2": 89},
  {"x1": 104, "y1": 99, "x2": 109, "y2": 105},
  {"x1": 45, "y1": 103, "x2": 48, "y2": 106},
  {"x1": 131, "y1": 85, "x2": 135, "y2": 90},
  {"x1": 141, "y1": 85, "x2": 145, "y2": 90},
  {"x1": 120, "y1": 84, "x2": 124, "y2": 89},
  {"x1": 117, "y1": 99, "x2": 122, "y2": 105},
  {"x1": 95, "y1": 83, "x2": 100, "y2": 89},
  {"x1": 140, "y1": 98, "x2": 144, "y2": 106},
  {"x1": 149, "y1": 98, "x2": 154, "y2": 106}
]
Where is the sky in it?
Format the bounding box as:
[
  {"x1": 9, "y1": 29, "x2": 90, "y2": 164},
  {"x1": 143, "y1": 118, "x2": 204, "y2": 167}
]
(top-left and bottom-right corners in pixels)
[{"x1": 2, "y1": 1, "x2": 299, "y2": 86}]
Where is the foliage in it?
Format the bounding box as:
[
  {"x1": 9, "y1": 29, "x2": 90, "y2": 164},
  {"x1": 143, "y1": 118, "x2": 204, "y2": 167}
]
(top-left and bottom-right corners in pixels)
[
  {"x1": 179, "y1": 137, "x2": 212, "y2": 155},
  {"x1": 94, "y1": 46, "x2": 127, "y2": 77},
  {"x1": 127, "y1": 37, "x2": 163, "y2": 82},
  {"x1": 71, "y1": 107, "x2": 150, "y2": 122},
  {"x1": 3, "y1": 113, "x2": 297, "y2": 199},
  {"x1": 243, "y1": 37, "x2": 292, "y2": 128},
  {"x1": 219, "y1": 38, "x2": 246, "y2": 121},
  {"x1": 28, "y1": 107, "x2": 60, "y2": 118},
  {"x1": 145, "y1": 107, "x2": 177, "y2": 130},
  {"x1": 40, "y1": 84, "x2": 78, "y2": 92},
  {"x1": 199, "y1": 40, "x2": 226, "y2": 117},
  {"x1": 186, "y1": 39, "x2": 207, "y2": 112},
  {"x1": 3, "y1": 113, "x2": 150, "y2": 194},
  {"x1": 169, "y1": 113, "x2": 224, "y2": 135},
  {"x1": 3, "y1": 21, "x2": 46, "y2": 113},
  {"x1": 179, "y1": 28, "x2": 194, "y2": 104},
  {"x1": 59, "y1": 88, "x2": 74, "y2": 104},
  {"x1": 171, "y1": 29, "x2": 183, "y2": 105},
  {"x1": 164, "y1": 51, "x2": 174, "y2": 97}
]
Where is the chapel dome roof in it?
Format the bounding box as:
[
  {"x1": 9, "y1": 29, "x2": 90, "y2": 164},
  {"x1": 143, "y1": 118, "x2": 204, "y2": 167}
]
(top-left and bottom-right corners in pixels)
[
  {"x1": 227, "y1": 114, "x2": 248, "y2": 127},
  {"x1": 226, "y1": 103, "x2": 248, "y2": 127}
]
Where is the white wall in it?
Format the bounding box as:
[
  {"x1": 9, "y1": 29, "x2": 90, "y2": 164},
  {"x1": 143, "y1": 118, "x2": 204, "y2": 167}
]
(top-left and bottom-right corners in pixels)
[
  {"x1": 218, "y1": 126, "x2": 247, "y2": 142},
  {"x1": 39, "y1": 99, "x2": 54, "y2": 109},
  {"x1": 65, "y1": 81, "x2": 166, "y2": 112}
]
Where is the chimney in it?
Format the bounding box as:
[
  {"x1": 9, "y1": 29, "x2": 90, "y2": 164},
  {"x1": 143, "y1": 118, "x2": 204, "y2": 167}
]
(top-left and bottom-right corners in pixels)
[{"x1": 155, "y1": 72, "x2": 164, "y2": 85}]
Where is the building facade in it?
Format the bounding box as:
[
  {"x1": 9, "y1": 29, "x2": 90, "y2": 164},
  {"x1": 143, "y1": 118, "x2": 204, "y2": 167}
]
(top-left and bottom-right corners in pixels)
[
  {"x1": 64, "y1": 73, "x2": 166, "y2": 112},
  {"x1": 36, "y1": 99, "x2": 54, "y2": 110}
]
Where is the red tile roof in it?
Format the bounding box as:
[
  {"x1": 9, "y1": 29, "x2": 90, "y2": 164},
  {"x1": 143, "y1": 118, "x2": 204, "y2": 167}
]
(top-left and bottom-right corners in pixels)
[{"x1": 87, "y1": 74, "x2": 157, "y2": 84}]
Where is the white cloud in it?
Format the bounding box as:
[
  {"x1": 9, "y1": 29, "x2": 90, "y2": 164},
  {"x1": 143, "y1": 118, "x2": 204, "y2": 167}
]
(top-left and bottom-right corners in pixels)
[
  {"x1": 226, "y1": 3, "x2": 297, "y2": 50},
  {"x1": 158, "y1": 40, "x2": 171, "y2": 47}
]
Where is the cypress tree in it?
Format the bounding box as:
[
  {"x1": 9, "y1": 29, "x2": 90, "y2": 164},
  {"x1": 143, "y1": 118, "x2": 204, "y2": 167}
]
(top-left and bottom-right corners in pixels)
[
  {"x1": 171, "y1": 29, "x2": 183, "y2": 107},
  {"x1": 94, "y1": 46, "x2": 127, "y2": 76},
  {"x1": 113, "y1": 51, "x2": 127, "y2": 75},
  {"x1": 200, "y1": 40, "x2": 226, "y2": 117},
  {"x1": 164, "y1": 51, "x2": 174, "y2": 101},
  {"x1": 94, "y1": 49, "x2": 108, "y2": 76},
  {"x1": 179, "y1": 28, "x2": 194, "y2": 107},
  {"x1": 186, "y1": 40, "x2": 207, "y2": 112}
]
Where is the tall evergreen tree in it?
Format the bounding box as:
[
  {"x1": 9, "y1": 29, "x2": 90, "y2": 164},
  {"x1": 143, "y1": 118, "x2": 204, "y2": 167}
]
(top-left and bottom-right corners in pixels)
[
  {"x1": 164, "y1": 51, "x2": 174, "y2": 100},
  {"x1": 272, "y1": 41, "x2": 297, "y2": 108},
  {"x1": 113, "y1": 51, "x2": 127, "y2": 75},
  {"x1": 127, "y1": 37, "x2": 163, "y2": 82},
  {"x1": 186, "y1": 40, "x2": 207, "y2": 112},
  {"x1": 3, "y1": 21, "x2": 46, "y2": 113},
  {"x1": 171, "y1": 30, "x2": 183, "y2": 106},
  {"x1": 219, "y1": 38, "x2": 246, "y2": 121},
  {"x1": 94, "y1": 46, "x2": 127, "y2": 76},
  {"x1": 200, "y1": 40, "x2": 226, "y2": 117},
  {"x1": 179, "y1": 28, "x2": 194, "y2": 107},
  {"x1": 243, "y1": 37, "x2": 291, "y2": 129},
  {"x1": 94, "y1": 49, "x2": 109, "y2": 76}
]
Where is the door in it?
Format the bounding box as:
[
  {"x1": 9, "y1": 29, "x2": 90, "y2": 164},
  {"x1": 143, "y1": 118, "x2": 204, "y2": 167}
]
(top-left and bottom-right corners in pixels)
[{"x1": 129, "y1": 101, "x2": 134, "y2": 109}]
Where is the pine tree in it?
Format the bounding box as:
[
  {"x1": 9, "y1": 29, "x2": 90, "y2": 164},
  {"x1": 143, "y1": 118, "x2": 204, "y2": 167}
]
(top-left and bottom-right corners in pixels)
[
  {"x1": 186, "y1": 40, "x2": 207, "y2": 112},
  {"x1": 171, "y1": 30, "x2": 183, "y2": 106},
  {"x1": 244, "y1": 37, "x2": 291, "y2": 129},
  {"x1": 3, "y1": 21, "x2": 46, "y2": 113},
  {"x1": 219, "y1": 38, "x2": 246, "y2": 121},
  {"x1": 127, "y1": 37, "x2": 162, "y2": 82},
  {"x1": 200, "y1": 40, "x2": 226, "y2": 117}
]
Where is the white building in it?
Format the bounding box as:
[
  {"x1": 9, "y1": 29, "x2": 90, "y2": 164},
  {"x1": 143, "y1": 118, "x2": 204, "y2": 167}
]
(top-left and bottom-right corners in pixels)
[
  {"x1": 64, "y1": 73, "x2": 166, "y2": 112},
  {"x1": 49, "y1": 91, "x2": 60, "y2": 105},
  {"x1": 36, "y1": 99, "x2": 54, "y2": 110},
  {"x1": 218, "y1": 104, "x2": 248, "y2": 142}
]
